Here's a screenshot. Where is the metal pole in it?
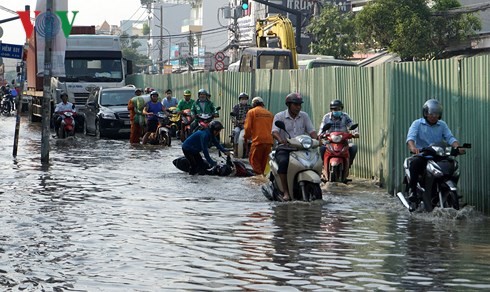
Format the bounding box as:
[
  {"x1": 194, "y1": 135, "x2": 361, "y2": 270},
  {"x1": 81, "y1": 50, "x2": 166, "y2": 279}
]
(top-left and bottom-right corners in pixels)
[
  {"x1": 41, "y1": 0, "x2": 54, "y2": 164},
  {"x1": 159, "y1": 5, "x2": 163, "y2": 73}
]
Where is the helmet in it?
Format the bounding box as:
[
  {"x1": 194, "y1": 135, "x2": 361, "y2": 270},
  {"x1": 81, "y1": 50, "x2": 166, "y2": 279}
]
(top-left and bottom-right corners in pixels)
[
  {"x1": 150, "y1": 91, "x2": 159, "y2": 97},
  {"x1": 423, "y1": 99, "x2": 442, "y2": 118},
  {"x1": 134, "y1": 88, "x2": 142, "y2": 94},
  {"x1": 285, "y1": 92, "x2": 303, "y2": 105},
  {"x1": 330, "y1": 99, "x2": 343, "y2": 110},
  {"x1": 209, "y1": 120, "x2": 224, "y2": 132},
  {"x1": 252, "y1": 96, "x2": 264, "y2": 105},
  {"x1": 238, "y1": 92, "x2": 249, "y2": 100},
  {"x1": 198, "y1": 88, "x2": 208, "y2": 96},
  {"x1": 184, "y1": 89, "x2": 191, "y2": 96}
]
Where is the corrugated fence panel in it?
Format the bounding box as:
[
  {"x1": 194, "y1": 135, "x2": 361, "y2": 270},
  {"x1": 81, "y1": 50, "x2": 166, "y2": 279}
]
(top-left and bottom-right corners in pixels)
[{"x1": 460, "y1": 56, "x2": 490, "y2": 214}]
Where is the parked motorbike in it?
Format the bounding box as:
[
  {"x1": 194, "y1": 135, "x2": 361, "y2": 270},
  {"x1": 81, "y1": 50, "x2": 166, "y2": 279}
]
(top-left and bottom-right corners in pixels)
[
  {"x1": 179, "y1": 109, "x2": 194, "y2": 142},
  {"x1": 173, "y1": 151, "x2": 254, "y2": 177},
  {"x1": 320, "y1": 123, "x2": 359, "y2": 183},
  {"x1": 57, "y1": 110, "x2": 76, "y2": 138},
  {"x1": 193, "y1": 106, "x2": 221, "y2": 133},
  {"x1": 0, "y1": 94, "x2": 14, "y2": 116},
  {"x1": 397, "y1": 142, "x2": 471, "y2": 212},
  {"x1": 229, "y1": 112, "x2": 250, "y2": 159},
  {"x1": 262, "y1": 121, "x2": 323, "y2": 202},
  {"x1": 166, "y1": 106, "x2": 180, "y2": 137},
  {"x1": 142, "y1": 112, "x2": 171, "y2": 146}
]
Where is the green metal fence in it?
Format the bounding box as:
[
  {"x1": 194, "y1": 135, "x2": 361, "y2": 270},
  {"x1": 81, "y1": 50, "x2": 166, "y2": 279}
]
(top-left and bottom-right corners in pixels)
[{"x1": 127, "y1": 55, "x2": 490, "y2": 213}]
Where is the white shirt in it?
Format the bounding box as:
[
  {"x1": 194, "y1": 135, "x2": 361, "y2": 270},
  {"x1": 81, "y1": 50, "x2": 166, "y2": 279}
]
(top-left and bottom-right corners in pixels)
[{"x1": 55, "y1": 102, "x2": 76, "y2": 113}]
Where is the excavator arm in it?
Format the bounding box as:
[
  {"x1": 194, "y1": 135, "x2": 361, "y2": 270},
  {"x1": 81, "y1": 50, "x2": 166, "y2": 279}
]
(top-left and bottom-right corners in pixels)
[{"x1": 256, "y1": 15, "x2": 298, "y2": 69}]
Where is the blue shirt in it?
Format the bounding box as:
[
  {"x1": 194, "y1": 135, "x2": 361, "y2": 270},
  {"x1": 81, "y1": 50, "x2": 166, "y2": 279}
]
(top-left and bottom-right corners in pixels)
[
  {"x1": 406, "y1": 118, "x2": 457, "y2": 148},
  {"x1": 182, "y1": 129, "x2": 227, "y2": 165},
  {"x1": 163, "y1": 97, "x2": 178, "y2": 109},
  {"x1": 318, "y1": 112, "x2": 357, "y2": 134}
]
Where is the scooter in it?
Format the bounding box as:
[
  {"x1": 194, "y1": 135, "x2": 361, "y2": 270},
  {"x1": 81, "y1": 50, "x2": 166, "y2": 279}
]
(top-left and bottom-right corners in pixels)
[
  {"x1": 262, "y1": 121, "x2": 323, "y2": 202},
  {"x1": 166, "y1": 106, "x2": 180, "y2": 138},
  {"x1": 142, "y1": 112, "x2": 171, "y2": 146},
  {"x1": 57, "y1": 110, "x2": 76, "y2": 138},
  {"x1": 173, "y1": 151, "x2": 254, "y2": 177},
  {"x1": 397, "y1": 142, "x2": 471, "y2": 212},
  {"x1": 320, "y1": 123, "x2": 358, "y2": 183},
  {"x1": 0, "y1": 94, "x2": 14, "y2": 116},
  {"x1": 193, "y1": 106, "x2": 221, "y2": 133},
  {"x1": 229, "y1": 112, "x2": 250, "y2": 158},
  {"x1": 179, "y1": 109, "x2": 193, "y2": 142}
]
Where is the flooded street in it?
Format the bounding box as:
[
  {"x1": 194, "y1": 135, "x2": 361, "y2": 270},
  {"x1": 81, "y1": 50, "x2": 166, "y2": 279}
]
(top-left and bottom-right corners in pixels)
[{"x1": 1, "y1": 115, "x2": 490, "y2": 291}]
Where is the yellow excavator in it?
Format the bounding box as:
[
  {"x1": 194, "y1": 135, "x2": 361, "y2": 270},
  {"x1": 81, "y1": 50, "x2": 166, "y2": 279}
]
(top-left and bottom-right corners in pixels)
[{"x1": 238, "y1": 14, "x2": 298, "y2": 72}]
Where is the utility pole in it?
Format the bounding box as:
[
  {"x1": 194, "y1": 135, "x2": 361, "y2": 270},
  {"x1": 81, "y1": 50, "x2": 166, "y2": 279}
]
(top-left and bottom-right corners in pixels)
[
  {"x1": 41, "y1": 0, "x2": 54, "y2": 164},
  {"x1": 159, "y1": 5, "x2": 163, "y2": 74}
]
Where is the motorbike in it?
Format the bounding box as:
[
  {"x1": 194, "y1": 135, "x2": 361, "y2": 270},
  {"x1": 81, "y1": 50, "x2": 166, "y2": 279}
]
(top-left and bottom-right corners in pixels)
[
  {"x1": 142, "y1": 112, "x2": 171, "y2": 146},
  {"x1": 173, "y1": 151, "x2": 254, "y2": 177},
  {"x1": 261, "y1": 121, "x2": 323, "y2": 202},
  {"x1": 397, "y1": 142, "x2": 471, "y2": 212},
  {"x1": 166, "y1": 106, "x2": 180, "y2": 138},
  {"x1": 179, "y1": 109, "x2": 194, "y2": 142},
  {"x1": 193, "y1": 106, "x2": 221, "y2": 133},
  {"x1": 319, "y1": 123, "x2": 358, "y2": 183},
  {"x1": 57, "y1": 110, "x2": 76, "y2": 138},
  {"x1": 1, "y1": 94, "x2": 14, "y2": 116},
  {"x1": 229, "y1": 112, "x2": 250, "y2": 159}
]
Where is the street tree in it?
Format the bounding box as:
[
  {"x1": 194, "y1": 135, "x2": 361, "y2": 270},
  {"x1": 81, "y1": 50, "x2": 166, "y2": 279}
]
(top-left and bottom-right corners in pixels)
[
  {"x1": 354, "y1": 0, "x2": 481, "y2": 60},
  {"x1": 306, "y1": 4, "x2": 357, "y2": 59},
  {"x1": 120, "y1": 33, "x2": 152, "y2": 73}
]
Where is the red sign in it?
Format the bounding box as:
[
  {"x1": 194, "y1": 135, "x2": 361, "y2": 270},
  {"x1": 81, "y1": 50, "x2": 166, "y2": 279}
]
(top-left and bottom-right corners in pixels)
[
  {"x1": 215, "y1": 61, "x2": 224, "y2": 71},
  {"x1": 215, "y1": 51, "x2": 225, "y2": 62}
]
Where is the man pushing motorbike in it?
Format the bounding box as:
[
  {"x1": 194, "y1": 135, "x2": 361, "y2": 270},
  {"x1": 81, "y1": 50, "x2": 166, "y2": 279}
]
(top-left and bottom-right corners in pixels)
[
  {"x1": 271, "y1": 92, "x2": 317, "y2": 201},
  {"x1": 182, "y1": 120, "x2": 230, "y2": 175},
  {"x1": 405, "y1": 99, "x2": 465, "y2": 202}
]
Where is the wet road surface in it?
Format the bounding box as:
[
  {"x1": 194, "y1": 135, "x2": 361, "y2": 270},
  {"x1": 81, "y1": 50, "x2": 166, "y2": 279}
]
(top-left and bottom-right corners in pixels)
[{"x1": 1, "y1": 115, "x2": 490, "y2": 291}]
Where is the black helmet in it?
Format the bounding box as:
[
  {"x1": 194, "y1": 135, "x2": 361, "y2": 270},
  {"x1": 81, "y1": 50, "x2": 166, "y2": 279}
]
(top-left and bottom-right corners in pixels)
[
  {"x1": 150, "y1": 91, "x2": 159, "y2": 97},
  {"x1": 330, "y1": 99, "x2": 343, "y2": 110},
  {"x1": 285, "y1": 92, "x2": 303, "y2": 105},
  {"x1": 209, "y1": 120, "x2": 224, "y2": 132},
  {"x1": 198, "y1": 88, "x2": 208, "y2": 96},
  {"x1": 238, "y1": 92, "x2": 249, "y2": 100},
  {"x1": 423, "y1": 99, "x2": 442, "y2": 118}
]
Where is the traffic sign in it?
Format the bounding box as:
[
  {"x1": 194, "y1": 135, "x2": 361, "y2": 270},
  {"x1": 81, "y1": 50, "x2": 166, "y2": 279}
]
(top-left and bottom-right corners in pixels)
[
  {"x1": 215, "y1": 61, "x2": 225, "y2": 71},
  {"x1": 0, "y1": 42, "x2": 23, "y2": 59},
  {"x1": 215, "y1": 51, "x2": 225, "y2": 62}
]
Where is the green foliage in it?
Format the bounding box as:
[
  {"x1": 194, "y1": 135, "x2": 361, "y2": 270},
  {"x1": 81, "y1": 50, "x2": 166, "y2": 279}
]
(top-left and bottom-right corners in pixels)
[
  {"x1": 354, "y1": 0, "x2": 481, "y2": 60},
  {"x1": 306, "y1": 5, "x2": 357, "y2": 59},
  {"x1": 142, "y1": 23, "x2": 150, "y2": 35},
  {"x1": 120, "y1": 33, "x2": 152, "y2": 73}
]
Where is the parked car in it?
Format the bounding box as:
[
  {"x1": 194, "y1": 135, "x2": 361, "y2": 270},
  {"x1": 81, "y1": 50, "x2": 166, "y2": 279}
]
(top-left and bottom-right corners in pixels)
[{"x1": 83, "y1": 86, "x2": 148, "y2": 138}]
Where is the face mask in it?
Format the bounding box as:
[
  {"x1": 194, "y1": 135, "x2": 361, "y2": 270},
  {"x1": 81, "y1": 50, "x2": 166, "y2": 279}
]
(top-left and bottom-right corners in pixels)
[
  {"x1": 240, "y1": 100, "x2": 248, "y2": 105},
  {"x1": 332, "y1": 111, "x2": 342, "y2": 118}
]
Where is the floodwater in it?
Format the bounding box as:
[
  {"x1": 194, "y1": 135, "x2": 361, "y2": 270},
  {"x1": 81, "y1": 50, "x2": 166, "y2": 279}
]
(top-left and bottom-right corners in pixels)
[{"x1": 1, "y1": 115, "x2": 490, "y2": 291}]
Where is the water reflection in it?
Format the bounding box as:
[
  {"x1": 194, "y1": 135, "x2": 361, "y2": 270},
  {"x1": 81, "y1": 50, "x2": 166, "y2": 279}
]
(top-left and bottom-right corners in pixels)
[{"x1": 1, "y1": 116, "x2": 490, "y2": 290}]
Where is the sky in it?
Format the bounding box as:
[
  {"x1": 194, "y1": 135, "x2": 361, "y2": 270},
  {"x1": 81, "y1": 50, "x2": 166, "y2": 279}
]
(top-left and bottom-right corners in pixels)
[{"x1": 0, "y1": 0, "x2": 145, "y2": 45}]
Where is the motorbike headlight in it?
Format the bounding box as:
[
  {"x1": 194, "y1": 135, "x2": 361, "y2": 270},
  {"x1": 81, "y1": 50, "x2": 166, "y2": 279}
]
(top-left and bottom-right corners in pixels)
[
  {"x1": 298, "y1": 136, "x2": 313, "y2": 149},
  {"x1": 331, "y1": 134, "x2": 342, "y2": 143},
  {"x1": 431, "y1": 146, "x2": 445, "y2": 156}
]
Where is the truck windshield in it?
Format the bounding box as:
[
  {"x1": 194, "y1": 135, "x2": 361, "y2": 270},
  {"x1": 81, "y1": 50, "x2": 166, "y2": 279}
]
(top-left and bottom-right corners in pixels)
[{"x1": 61, "y1": 58, "x2": 123, "y2": 82}]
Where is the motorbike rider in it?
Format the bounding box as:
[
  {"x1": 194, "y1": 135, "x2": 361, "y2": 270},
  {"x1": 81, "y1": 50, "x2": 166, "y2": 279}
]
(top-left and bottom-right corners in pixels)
[
  {"x1": 190, "y1": 88, "x2": 217, "y2": 132},
  {"x1": 406, "y1": 99, "x2": 464, "y2": 201},
  {"x1": 271, "y1": 92, "x2": 317, "y2": 201},
  {"x1": 231, "y1": 92, "x2": 251, "y2": 154},
  {"x1": 143, "y1": 91, "x2": 165, "y2": 134},
  {"x1": 163, "y1": 89, "x2": 178, "y2": 109},
  {"x1": 53, "y1": 92, "x2": 77, "y2": 136},
  {"x1": 177, "y1": 89, "x2": 195, "y2": 112},
  {"x1": 181, "y1": 120, "x2": 230, "y2": 175},
  {"x1": 318, "y1": 99, "x2": 359, "y2": 167}
]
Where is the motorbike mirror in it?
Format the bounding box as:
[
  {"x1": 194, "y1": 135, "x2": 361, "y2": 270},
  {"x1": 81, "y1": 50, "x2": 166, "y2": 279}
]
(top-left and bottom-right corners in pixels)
[
  {"x1": 275, "y1": 120, "x2": 286, "y2": 130},
  {"x1": 322, "y1": 123, "x2": 332, "y2": 132},
  {"x1": 461, "y1": 143, "x2": 471, "y2": 148},
  {"x1": 230, "y1": 112, "x2": 237, "y2": 117},
  {"x1": 349, "y1": 123, "x2": 359, "y2": 131},
  {"x1": 215, "y1": 106, "x2": 221, "y2": 111}
]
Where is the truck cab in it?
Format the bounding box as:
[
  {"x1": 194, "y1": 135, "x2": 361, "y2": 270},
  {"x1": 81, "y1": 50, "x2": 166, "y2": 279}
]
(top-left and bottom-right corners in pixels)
[{"x1": 238, "y1": 48, "x2": 294, "y2": 72}]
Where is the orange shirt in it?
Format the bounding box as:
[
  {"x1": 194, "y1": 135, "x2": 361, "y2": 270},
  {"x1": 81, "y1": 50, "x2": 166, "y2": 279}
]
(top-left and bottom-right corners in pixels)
[{"x1": 244, "y1": 106, "x2": 274, "y2": 145}]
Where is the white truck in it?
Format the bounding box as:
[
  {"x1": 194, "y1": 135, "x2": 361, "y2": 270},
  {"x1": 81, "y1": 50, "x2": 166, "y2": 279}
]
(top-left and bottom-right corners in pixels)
[{"x1": 27, "y1": 30, "x2": 132, "y2": 122}]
